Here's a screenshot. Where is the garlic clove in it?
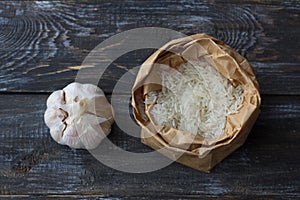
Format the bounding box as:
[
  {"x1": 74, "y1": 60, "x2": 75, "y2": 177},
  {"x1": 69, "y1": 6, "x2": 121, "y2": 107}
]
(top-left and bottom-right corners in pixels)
[
  {"x1": 93, "y1": 96, "x2": 114, "y2": 119},
  {"x1": 79, "y1": 124, "x2": 106, "y2": 149},
  {"x1": 59, "y1": 125, "x2": 82, "y2": 149},
  {"x1": 46, "y1": 90, "x2": 65, "y2": 108},
  {"x1": 49, "y1": 123, "x2": 65, "y2": 142}
]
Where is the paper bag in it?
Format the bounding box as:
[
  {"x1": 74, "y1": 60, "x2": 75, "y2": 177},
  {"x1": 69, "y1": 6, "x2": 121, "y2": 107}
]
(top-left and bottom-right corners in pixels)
[{"x1": 131, "y1": 34, "x2": 261, "y2": 172}]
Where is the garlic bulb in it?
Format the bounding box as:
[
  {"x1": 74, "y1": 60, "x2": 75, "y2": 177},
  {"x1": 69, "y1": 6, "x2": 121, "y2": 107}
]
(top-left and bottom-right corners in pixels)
[{"x1": 44, "y1": 82, "x2": 114, "y2": 149}]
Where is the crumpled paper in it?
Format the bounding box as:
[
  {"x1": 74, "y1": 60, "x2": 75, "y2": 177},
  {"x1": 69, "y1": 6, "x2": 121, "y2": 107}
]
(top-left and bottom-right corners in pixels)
[{"x1": 131, "y1": 34, "x2": 261, "y2": 172}]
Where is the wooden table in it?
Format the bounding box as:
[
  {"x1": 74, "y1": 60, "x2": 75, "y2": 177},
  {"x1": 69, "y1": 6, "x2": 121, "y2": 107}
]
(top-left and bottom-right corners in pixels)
[{"x1": 0, "y1": 1, "x2": 299, "y2": 199}]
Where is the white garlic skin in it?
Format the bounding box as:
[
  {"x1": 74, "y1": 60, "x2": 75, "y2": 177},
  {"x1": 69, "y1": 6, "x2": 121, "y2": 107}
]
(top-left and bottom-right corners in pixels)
[{"x1": 44, "y1": 82, "x2": 114, "y2": 149}]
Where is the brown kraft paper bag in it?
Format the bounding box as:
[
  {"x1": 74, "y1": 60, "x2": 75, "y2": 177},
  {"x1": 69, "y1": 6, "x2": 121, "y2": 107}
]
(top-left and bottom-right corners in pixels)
[{"x1": 131, "y1": 33, "x2": 261, "y2": 172}]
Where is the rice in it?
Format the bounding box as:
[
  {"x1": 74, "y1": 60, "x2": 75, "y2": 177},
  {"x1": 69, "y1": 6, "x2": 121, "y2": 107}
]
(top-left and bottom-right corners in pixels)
[{"x1": 147, "y1": 60, "x2": 244, "y2": 140}]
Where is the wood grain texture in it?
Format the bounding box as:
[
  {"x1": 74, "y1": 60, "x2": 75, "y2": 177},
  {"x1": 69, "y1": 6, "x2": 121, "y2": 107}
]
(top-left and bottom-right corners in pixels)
[
  {"x1": 0, "y1": 1, "x2": 299, "y2": 94},
  {"x1": 0, "y1": 0, "x2": 299, "y2": 199},
  {"x1": 0, "y1": 94, "x2": 299, "y2": 198}
]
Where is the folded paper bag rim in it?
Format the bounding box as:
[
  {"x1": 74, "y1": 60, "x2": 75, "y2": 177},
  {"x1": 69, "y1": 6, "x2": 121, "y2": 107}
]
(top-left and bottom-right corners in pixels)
[{"x1": 131, "y1": 33, "x2": 261, "y2": 172}]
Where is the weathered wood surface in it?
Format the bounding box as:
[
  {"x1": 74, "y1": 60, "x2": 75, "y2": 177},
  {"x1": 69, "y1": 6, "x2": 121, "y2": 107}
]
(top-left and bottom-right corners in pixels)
[
  {"x1": 0, "y1": 94, "x2": 299, "y2": 199},
  {"x1": 0, "y1": 0, "x2": 299, "y2": 199},
  {"x1": 0, "y1": 1, "x2": 299, "y2": 94}
]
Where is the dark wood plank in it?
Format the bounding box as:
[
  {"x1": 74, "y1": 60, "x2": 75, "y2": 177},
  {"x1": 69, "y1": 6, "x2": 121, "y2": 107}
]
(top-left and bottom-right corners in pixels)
[
  {"x1": 0, "y1": 1, "x2": 299, "y2": 94},
  {"x1": 0, "y1": 94, "x2": 299, "y2": 198}
]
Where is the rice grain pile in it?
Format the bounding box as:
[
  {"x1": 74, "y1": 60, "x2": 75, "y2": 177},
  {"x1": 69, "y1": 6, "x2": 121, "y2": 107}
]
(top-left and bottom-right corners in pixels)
[{"x1": 147, "y1": 60, "x2": 244, "y2": 140}]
